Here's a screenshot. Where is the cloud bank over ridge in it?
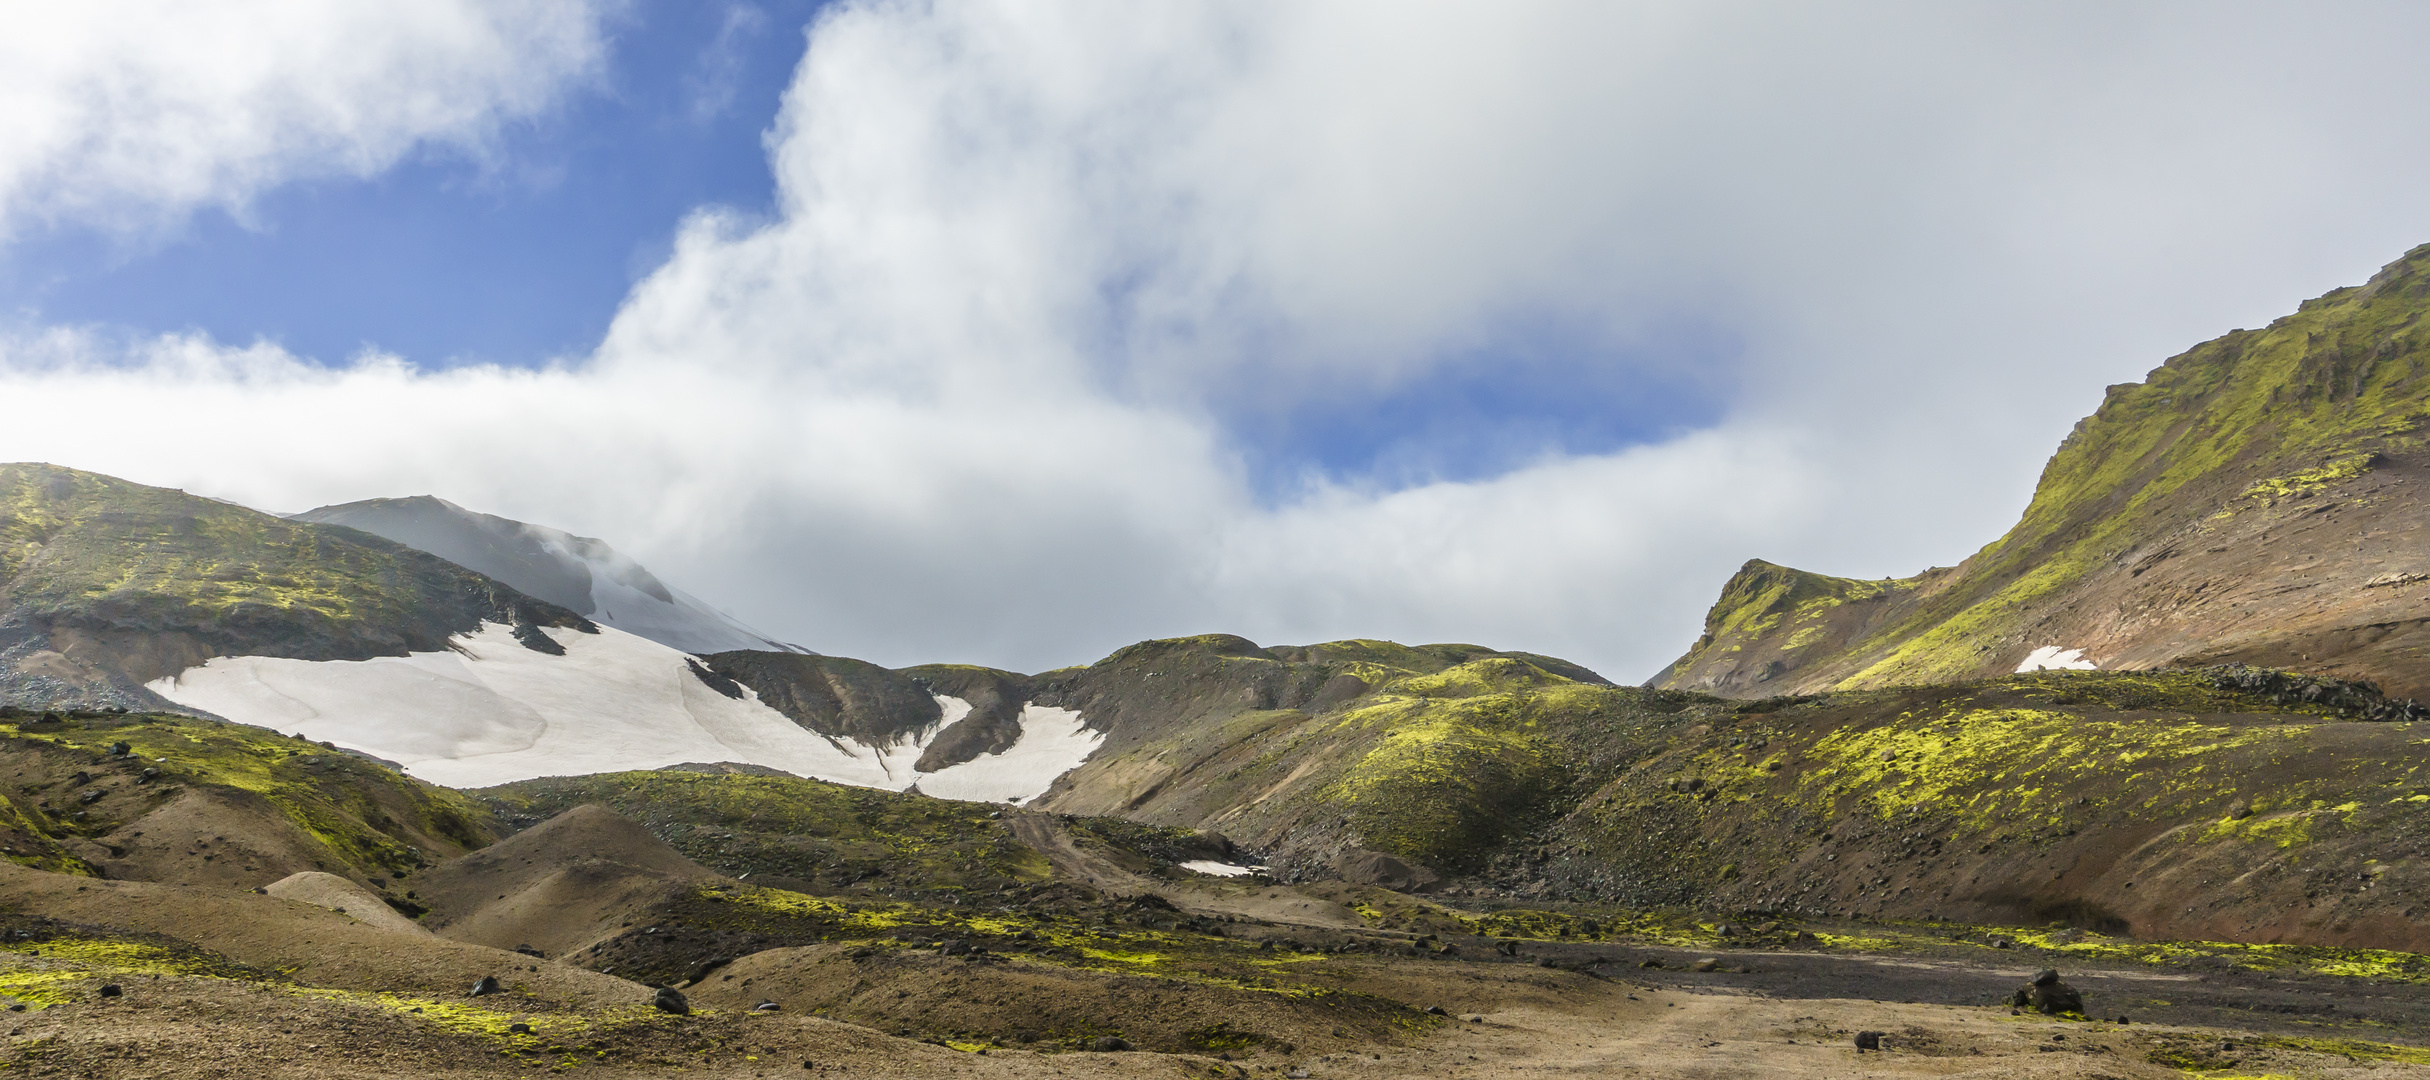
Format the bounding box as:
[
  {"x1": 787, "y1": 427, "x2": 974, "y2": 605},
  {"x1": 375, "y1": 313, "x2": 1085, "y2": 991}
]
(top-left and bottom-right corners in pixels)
[{"x1": 6, "y1": 1, "x2": 2430, "y2": 679}]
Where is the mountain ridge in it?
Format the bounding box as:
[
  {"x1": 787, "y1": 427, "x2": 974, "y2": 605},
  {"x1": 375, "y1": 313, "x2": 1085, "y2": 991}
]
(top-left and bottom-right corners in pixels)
[{"x1": 1653, "y1": 241, "x2": 2430, "y2": 699}]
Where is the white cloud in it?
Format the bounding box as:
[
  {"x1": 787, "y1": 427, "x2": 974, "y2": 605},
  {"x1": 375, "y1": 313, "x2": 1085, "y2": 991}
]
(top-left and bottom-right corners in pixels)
[
  {"x1": 0, "y1": 0, "x2": 611, "y2": 238},
  {"x1": 6, "y1": 1, "x2": 2430, "y2": 680}
]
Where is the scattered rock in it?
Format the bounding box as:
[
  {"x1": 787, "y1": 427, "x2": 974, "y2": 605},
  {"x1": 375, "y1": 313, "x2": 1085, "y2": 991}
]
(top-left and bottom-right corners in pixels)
[
  {"x1": 513, "y1": 944, "x2": 546, "y2": 958},
  {"x1": 1854, "y1": 1030, "x2": 1882, "y2": 1052},
  {"x1": 754, "y1": 1001, "x2": 781, "y2": 1012},
  {"x1": 507, "y1": 1023, "x2": 532, "y2": 1034},
  {"x1": 2008, "y1": 969, "x2": 2085, "y2": 1015},
  {"x1": 97, "y1": 985, "x2": 122, "y2": 999},
  {"x1": 107, "y1": 742, "x2": 130, "y2": 756},
  {"x1": 654, "y1": 987, "x2": 690, "y2": 1015},
  {"x1": 1691, "y1": 958, "x2": 1720, "y2": 972},
  {"x1": 1086, "y1": 1036, "x2": 1132, "y2": 1052},
  {"x1": 1989, "y1": 936, "x2": 2015, "y2": 949},
  {"x1": 1424, "y1": 1006, "x2": 1448, "y2": 1016},
  {"x1": 467, "y1": 976, "x2": 501, "y2": 997}
]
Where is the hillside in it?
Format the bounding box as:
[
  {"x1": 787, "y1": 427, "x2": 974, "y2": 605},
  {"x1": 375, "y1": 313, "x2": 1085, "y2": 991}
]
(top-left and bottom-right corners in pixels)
[
  {"x1": 0, "y1": 464, "x2": 594, "y2": 711},
  {"x1": 0, "y1": 707, "x2": 493, "y2": 891},
  {"x1": 1653, "y1": 242, "x2": 2430, "y2": 699},
  {"x1": 955, "y1": 633, "x2": 2428, "y2": 952},
  {"x1": 295, "y1": 496, "x2": 802, "y2": 655}
]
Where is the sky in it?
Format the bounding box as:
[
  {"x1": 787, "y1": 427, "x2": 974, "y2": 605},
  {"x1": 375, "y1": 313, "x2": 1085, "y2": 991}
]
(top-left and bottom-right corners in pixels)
[{"x1": 3, "y1": 1, "x2": 2429, "y2": 679}]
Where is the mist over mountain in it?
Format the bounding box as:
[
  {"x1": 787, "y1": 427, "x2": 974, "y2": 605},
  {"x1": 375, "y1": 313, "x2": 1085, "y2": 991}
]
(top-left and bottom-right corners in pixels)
[{"x1": 293, "y1": 496, "x2": 803, "y2": 656}]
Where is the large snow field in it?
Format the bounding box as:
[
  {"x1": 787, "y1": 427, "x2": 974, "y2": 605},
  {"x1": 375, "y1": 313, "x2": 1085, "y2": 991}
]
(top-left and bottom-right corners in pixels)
[{"x1": 146, "y1": 623, "x2": 1099, "y2": 798}]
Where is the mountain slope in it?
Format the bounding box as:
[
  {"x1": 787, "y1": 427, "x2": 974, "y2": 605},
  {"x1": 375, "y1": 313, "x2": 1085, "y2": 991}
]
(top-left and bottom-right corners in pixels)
[
  {"x1": 294, "y1": 495, "x2": 801, "y2": 655},
  {"x1": 0, "y1": 464, "x2": 594, "y2": 710},
  {"x1": 1653, "y1": 242, "x2": 2430, "y2": 699},
  {"x1": 1013, "y1": 636, "x2": 2429, "y2": 950}
]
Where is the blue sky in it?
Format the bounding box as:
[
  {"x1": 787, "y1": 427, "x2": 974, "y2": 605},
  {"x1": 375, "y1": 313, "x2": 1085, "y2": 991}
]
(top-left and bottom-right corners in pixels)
[{"x1": 1, "y1": 2, "x2": 821, "y2": 368}]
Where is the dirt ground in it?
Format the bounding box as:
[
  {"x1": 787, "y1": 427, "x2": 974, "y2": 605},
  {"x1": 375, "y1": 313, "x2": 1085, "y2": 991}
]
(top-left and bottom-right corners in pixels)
[
  {"x1": 3, "y1": 961, "x2": 2427, "y2": 1079},
  {"x1": 3, "y1": 808, "x2": 2427, "y2": 1077}
]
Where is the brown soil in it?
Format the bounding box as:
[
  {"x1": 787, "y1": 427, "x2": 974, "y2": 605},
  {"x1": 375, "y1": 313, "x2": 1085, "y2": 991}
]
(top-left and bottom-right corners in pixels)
[
  {"x1": 412, "y1": 803, "x2": 719, "y2": 957},
  {"x1": 262, "y1": 871, "x2": 430, "y2": 935}
]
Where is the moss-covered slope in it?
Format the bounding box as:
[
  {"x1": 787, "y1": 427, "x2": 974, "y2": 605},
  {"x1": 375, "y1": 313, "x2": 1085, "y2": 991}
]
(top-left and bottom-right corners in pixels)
[
  {"x1": 0, "y1": 707, "x2": 493, "y2": 891},
  {"x1": 0, "y1": 464, "x2": 595, "y2": 710},
  {"x1": 1021, "y1": 630, "x2": 2426, "y2": 952},
  {"x1": 1027, "y1": 634, "x2": 1646, "y2": 881},
  {"x1": 1499, "y1": 668, "x2": 2430, "y2": 952},
  {"x1": 475, "y1": 769, "x2": 1053, "y2": 901},
  {"x1": 1655, "y1": 241, "x2": 2430, "y2": 699}
]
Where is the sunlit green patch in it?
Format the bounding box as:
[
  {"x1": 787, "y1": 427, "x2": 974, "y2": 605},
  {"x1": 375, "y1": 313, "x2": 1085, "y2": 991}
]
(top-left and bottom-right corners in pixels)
[{"x1": 0, "y1": 712, "x2": 490, "y2": 877}]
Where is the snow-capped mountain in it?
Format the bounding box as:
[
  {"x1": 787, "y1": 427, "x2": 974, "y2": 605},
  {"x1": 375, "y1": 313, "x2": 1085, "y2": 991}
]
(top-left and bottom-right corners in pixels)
[{"x1": 293, "y1": 496, "x2": 802, "y2": 656}]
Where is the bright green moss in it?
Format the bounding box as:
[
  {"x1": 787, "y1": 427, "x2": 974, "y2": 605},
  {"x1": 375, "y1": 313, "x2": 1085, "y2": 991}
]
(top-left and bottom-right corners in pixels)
[
  {"x1": 2240, "y1": 454, "x2": 2378, "y2": 501},
  {"x1": 480, "y1": 771, "x2": 1049, "y2": 895},
  {"x1": 1672, "y1": 246, "x2": 2430, "y2": 692},
  {"x1": 2, "y1": 713, "x2": 488, "y2": 876}
]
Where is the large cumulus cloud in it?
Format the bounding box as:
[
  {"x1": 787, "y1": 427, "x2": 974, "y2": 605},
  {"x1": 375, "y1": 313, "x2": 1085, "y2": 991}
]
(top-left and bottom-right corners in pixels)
[
  {"x1": 5, "y1": 1, "x2": 2430, "y2": 678},
  {"x1": 0, "y1": 0, "x2": 609, "y2": 238}
]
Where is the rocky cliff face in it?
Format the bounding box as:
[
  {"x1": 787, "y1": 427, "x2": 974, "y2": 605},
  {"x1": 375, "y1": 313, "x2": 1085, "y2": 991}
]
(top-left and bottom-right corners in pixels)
[{"x1": 1654, "y1": 242, "x2": 2430, "y2": 700}]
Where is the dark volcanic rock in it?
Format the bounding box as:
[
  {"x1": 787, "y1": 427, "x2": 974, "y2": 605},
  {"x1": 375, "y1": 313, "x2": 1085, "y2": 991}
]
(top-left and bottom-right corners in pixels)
[{"x1": 2010, "y1": 970, "x2": 2085, "y2": 1015}]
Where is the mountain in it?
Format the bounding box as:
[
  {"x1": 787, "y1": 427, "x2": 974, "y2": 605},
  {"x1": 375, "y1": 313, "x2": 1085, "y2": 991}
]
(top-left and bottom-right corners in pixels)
[
  {"x1": 0, "y1": 463, "x2": 593, "y2": 712},
  {"x1": 292, "y1": 495, "x2": 802, "y2": 655},
  {"x1": 1653, "y1": 242, "x2": 2430, "y2": 700}
]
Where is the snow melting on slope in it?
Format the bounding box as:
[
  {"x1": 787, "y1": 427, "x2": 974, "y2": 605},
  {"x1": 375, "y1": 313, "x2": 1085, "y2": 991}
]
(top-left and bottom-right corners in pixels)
[
  {"x1": 145, "y1": 625, "x2": 1098, "y2": 800},
  {"x1": 915, "y1": 705, "x2": 1102, "y2": 805},
  {"x1": 2015, "y1": 646, "x2": 2098, "y2": 673}
]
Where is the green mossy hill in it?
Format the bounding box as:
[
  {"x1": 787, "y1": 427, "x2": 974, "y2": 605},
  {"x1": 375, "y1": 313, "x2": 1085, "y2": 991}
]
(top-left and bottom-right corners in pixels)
[
  {"x1": 0, "y1": 464, "x2": 594, "y2": 709},
  {"x1": 0, "y1": 709, "x2": 491, "y2": 885},
  {"x1": 475, "y1": 770, "x2": 1052, "y2": 901},
  {"x1": 1031, "y1": 635, "x2": 1658, "y2": 881},
  {"x1": 570, "y1": 881, "x2": 1432, "y2": 1054},
  {"x1": 1043, "y1": 641, "x2": 2430, "y2": 952},
  {"x1": 1655, "y1": 241, "x2": 2430, "y2": 699},
  {"x1": 1480, "y1": 668, "x2": 2430, "y2": 952}
]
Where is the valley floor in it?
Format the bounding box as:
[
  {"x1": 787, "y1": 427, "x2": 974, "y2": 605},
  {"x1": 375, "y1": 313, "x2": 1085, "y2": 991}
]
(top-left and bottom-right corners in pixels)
[{"x1": 4, "y1": 912, "x2": 2428, "y2": 1078}]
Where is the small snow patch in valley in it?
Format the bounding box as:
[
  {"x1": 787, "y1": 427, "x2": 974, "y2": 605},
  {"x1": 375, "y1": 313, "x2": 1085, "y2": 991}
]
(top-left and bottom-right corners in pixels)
[
  {"x1": 2016, "y1": 646, "x2": 2097, "y2": 673},
  {"x1": 1178, "y1": 861, "x2": 1264, "y2": 878}
]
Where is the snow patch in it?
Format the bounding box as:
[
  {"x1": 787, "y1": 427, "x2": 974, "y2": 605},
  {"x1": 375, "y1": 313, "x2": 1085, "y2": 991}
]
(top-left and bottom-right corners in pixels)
[
  {"x1": 146, "y1": 625, "x2": 1098, "y2": 797},
  {"x1": 2016, "y1": 646, "x2": 2097, "y2": 673},
  {"x1": 915, "y1": 705, "x2": 1103, "y2": 805},
  {"x1": 1178, "y1": 860, "x2": 1264, "y2": 878}
]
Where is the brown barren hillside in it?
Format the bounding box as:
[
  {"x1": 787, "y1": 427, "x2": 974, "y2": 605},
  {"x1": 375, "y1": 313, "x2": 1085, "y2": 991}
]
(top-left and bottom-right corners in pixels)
[{"x1": 1652, "y1": 242, "x2": 2430, "y2": 700}]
